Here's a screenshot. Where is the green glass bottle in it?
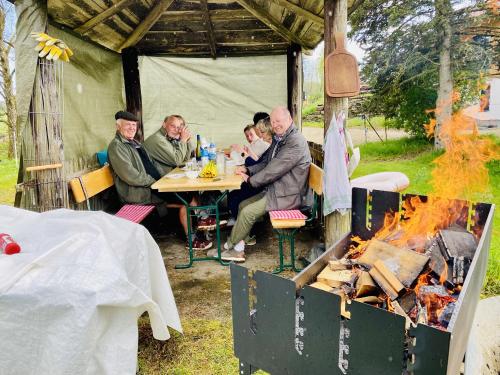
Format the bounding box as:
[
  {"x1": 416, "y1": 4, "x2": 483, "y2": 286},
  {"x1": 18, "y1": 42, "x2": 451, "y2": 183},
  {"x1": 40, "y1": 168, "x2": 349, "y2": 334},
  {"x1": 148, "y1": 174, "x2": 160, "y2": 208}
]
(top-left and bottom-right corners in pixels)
[{"x1": 196, "y1": 134, "x2": 202, "y2": 161}]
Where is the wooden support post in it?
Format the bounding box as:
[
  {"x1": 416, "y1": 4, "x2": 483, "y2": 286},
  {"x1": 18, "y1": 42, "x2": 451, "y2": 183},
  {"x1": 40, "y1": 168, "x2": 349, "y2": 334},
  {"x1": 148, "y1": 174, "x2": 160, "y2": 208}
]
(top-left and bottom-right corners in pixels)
[
  {"x1": 287, "y1": 43, "x2": 302, "y2": 130},
  {"x1": 122, "y1": 47, "x2": 144, "y2": 141},
  {"x1": 324, "y1": 0, "x2": 350, "y2": 247}
]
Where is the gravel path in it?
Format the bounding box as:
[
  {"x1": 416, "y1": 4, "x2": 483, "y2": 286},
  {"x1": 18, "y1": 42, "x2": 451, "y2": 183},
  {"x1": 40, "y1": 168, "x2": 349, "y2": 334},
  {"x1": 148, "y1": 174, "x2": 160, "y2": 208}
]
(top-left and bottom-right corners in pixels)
[{"x1": 302, "y1": 126, "x2": 408, "y2": 145}]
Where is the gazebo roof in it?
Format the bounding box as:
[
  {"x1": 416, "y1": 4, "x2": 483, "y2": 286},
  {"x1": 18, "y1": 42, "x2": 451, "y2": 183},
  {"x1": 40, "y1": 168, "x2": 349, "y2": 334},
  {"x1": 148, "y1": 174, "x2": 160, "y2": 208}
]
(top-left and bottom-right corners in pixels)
[{"x1": 46, "y1": 0, "x2": 354, "y2": 57}]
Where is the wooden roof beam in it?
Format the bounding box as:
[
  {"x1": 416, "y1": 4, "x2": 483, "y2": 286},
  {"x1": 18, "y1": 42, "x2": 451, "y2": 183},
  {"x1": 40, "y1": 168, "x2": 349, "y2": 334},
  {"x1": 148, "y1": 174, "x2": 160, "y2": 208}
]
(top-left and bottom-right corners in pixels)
[
  {"x1": 200, "y1": 0, "x2": 217, "y2": 59},
  {"x1": 271, "y1": 0, "x2": 323, "y2": 26},
  {"x1": 235, "y1": 0, "x2": 313, "y2": 49},
  {"x1": 120, "y1": 0, "x2": 175, "y2": 51},
  {"x1": 74, "y1": 0, "x2": 136, "y2": 35}
]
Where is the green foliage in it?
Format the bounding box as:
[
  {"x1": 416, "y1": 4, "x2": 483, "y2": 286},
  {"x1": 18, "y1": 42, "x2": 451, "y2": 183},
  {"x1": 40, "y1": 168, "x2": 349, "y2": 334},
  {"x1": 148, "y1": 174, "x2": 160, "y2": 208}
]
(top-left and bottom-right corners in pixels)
[
  {"x1": 302, "y1": 102, "x2": 320, "y2": 117},
  {"x1": 393, "y1": 85, "x2": 438, "y2": 137},
  {"x1": 349, "y1": 0, "x2": 496, "y2": 137},
  {"x1": 0, "y1": 120, "x2": 17, "y2": 205},
  {"x1": 303, "y1": 116, "x2": 388, "y2": 129}
]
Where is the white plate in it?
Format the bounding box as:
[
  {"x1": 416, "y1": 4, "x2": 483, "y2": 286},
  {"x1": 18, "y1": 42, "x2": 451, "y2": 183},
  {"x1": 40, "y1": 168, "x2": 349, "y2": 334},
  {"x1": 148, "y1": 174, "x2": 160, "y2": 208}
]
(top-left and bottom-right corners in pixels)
[{"x1": 165, "y1": 173, "x2": 185, "y2": 179}]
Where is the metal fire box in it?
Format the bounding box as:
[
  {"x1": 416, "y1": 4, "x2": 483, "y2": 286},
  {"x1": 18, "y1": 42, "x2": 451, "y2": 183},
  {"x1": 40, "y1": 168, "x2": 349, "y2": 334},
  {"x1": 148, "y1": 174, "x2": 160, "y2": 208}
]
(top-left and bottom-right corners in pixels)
[{"x1": 230, "y1": 188, "x2": 494, "y2": 375}]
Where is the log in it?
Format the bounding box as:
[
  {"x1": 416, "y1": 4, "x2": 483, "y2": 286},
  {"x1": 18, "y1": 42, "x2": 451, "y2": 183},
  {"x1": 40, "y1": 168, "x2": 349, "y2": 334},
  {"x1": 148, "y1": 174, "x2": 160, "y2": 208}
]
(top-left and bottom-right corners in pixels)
[
  {"x1": 439, "y1": 229, "x2": 477, "y2": 260},
  {"x1": 309, "y1": 281, "x2": 333, "y2": 292},
  {"x1": 317, "y1": 267, "x2": 353, "y2": 288},
  {"x1": 354, "y1": 296, "x2": 383, "y2": 304},
  {"x1": 358, "y1": 239, "x2": 429, "y2": 288},
  {"x1": 328, "y1": 259, "x2": 350, "y2": 271},
  {"x1": 355, "y1": 271, "x2": 378, "y2": 297},
  {"x1": 369, "y1": 260, "x2": 405, "y2": 301}
]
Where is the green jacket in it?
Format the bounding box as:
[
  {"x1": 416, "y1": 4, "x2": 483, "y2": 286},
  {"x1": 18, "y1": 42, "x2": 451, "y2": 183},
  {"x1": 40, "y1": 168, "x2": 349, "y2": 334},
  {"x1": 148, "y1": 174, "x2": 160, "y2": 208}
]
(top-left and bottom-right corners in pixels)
[
  {"x1": 143, "y1": 127, "x2": 193, "y2": 176},
  {"x1": 108, "y1": 132, "x2": 163, "y2": 204}
]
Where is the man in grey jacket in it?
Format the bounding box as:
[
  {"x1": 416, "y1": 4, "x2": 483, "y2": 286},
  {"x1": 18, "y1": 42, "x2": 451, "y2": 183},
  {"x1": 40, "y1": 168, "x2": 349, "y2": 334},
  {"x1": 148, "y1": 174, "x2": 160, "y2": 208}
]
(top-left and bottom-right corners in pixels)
[
  {"x1": 217, "y1": 106, "x2": 311, "y2": 262},
  {"x1": 108, "y1": 111, "x2": 211, "y2": 250}
]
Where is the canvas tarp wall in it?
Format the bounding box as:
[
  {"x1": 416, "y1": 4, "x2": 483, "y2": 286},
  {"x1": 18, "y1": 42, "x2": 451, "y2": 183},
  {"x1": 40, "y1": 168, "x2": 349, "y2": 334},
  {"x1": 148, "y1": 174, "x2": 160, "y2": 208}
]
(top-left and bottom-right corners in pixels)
[
  {"x1": 15, "y1": 3, "x2": 124, "y2": 174},
  {"x1": 139, "y1": 55, "x2": 287, "y2": 146},
  {"x1": 47, "y1": 25, "x2": 125, "y2": 169}
]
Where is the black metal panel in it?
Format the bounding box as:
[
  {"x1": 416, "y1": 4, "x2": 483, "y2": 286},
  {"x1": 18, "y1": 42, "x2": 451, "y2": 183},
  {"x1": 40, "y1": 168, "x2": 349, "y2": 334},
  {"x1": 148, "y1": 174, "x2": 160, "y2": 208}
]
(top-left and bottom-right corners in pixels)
[
  {"x1": 345, "y1": 301, "x2": 406, "y2": 375},
  {"x1": 296, "y1": 286, "x2": 342, "y2": 374},
  {"x1": 230, "y1": 264, "x2": 254, "y2": 360},
  {"x1": 351, "y1": 187, "x2": 370, "y2": 239},
  {"x1": 369, "y1": 189, "x2": 401, "y2": 235},
  {"x1": 408, "y1": 323, "x2": 450, "y2": 375},
  {"x1": 231, "y1": 264, "x2": 297, "y2": 375},
  {"x1": 251, "y1": 270, "x2": 297, "y2": 375}
]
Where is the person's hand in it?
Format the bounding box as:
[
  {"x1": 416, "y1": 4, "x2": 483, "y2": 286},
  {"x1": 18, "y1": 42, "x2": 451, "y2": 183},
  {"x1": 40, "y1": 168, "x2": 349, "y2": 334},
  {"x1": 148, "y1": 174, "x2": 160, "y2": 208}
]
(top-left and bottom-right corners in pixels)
[
  {"x1": 243, "y1": 145, "x2": 257, "y2": 161},
  {"x1": 239, "y1": 173, "x2": 249, "y2": 182},
  {"x1": 235, "y1": 166, "x2": 247, "y2": 175},
  {"x1": 231, "y1": 144, "x2": 244, "y2": 153},
  {"x1": 180, "y1": 126, "x2": 191, "y2": 142}
]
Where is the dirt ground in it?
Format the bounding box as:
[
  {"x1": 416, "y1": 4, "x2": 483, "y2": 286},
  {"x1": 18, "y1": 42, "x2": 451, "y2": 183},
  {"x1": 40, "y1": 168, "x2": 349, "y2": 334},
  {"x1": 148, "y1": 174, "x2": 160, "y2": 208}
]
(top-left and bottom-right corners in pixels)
[{"x1": 149, "y1": 219, "x2": 320, "y2": 319}]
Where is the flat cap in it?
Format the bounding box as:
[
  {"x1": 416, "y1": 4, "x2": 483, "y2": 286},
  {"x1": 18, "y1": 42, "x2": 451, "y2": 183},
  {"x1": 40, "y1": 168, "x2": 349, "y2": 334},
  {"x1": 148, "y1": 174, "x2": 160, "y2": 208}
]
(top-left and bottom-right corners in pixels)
[{"x1": 115, "y1": 110, "x2": 138, "y2": 122}]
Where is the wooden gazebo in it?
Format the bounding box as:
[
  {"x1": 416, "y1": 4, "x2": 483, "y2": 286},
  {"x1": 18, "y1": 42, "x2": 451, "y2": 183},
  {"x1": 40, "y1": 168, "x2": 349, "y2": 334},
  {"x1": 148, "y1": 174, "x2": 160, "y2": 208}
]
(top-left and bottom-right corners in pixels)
[{"x1": 13, "y1": 0, "x2": 354, "y2": 245}]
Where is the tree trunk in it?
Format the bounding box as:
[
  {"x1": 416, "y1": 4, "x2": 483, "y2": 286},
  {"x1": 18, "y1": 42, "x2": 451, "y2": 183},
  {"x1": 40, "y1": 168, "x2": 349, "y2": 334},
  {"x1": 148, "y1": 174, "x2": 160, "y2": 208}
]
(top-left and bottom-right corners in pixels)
[
  {"x1": 324, "y1": 0, "x2": 351, "y2": 248},
  {"x1": 434, "y1": 0, "x2": 453, "y2": 149},
  {"x1": 0, "y1": 6, "x2": 17, "y2": 160}
]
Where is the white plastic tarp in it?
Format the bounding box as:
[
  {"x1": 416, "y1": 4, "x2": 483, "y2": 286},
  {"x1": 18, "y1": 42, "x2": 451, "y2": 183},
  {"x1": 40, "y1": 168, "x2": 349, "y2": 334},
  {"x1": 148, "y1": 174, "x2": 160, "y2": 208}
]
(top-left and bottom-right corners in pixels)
[
  {"x1": 0, "y1": 206, "x2": 181, "y2": 375},
  {"x1": 139, "y1": 55, "x2": 287, "y2": 146}
]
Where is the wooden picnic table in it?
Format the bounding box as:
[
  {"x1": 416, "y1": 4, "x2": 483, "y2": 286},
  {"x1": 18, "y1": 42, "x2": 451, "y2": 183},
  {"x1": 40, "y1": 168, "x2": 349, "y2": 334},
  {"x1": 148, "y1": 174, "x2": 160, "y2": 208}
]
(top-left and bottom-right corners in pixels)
[
  {"x1": 151, "y1": 167, "x2": 243, "y2": 269},
  {"x1": 151, "y1": 167, "x2": 243, "y2": 192}
]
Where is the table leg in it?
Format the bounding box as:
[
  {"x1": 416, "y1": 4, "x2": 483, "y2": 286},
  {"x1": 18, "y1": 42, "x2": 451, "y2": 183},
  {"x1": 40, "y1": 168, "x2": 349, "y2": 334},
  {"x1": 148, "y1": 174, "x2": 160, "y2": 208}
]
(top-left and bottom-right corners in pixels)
[{"x1": 174, "y1": 191, "x2": 230, "y2": 269}]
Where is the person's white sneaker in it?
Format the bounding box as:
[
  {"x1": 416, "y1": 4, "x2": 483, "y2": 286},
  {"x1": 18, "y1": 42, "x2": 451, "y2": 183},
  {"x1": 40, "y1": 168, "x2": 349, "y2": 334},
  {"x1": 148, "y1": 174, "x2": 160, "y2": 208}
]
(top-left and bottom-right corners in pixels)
[
  {"x1": 234, "y1": 240, "x2": 245, "y2": 252},
  {"x1": 221, "y1": 248, "x2": 245, "y2": 262},
  {"x1": 226, "y1": 217, "x2": 236, "y2": 227}
]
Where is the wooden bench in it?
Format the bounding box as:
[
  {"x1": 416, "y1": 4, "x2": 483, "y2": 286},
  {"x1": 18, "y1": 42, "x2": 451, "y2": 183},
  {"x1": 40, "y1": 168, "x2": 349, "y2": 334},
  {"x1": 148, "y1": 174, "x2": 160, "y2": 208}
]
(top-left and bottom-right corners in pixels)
[
  {"x1": 69, "y1": 165, "x2": 155, "y2": 223},
  {"x1": 269, "y1": 163, "x2": 323, "y2": 273}
]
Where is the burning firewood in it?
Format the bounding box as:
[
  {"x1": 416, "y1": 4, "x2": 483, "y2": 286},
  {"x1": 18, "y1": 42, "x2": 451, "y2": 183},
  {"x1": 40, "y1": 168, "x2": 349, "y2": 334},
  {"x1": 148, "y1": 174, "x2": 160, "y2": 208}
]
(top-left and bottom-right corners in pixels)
[
  {"x1": 353, "y1": 296, "x2": 383, "y2": 304},
  {"x1": 369, "y1": 260, "x2": 405, "y2": 300},
  {"x1": 317, "y1": 267, "x2": 354, "y2": 288},
  {"x1": 328, "y1": 258, "x2": 352, "y2": 271},
  {"x1": 309, "y1": 281, "x2": 333, "y2": 292},
  {"x1": 355, "y1": 271, "x2": 378, "y2": 297},
  {"x1": 357, "y1": 239, "x2": 429, "y2": 288}
]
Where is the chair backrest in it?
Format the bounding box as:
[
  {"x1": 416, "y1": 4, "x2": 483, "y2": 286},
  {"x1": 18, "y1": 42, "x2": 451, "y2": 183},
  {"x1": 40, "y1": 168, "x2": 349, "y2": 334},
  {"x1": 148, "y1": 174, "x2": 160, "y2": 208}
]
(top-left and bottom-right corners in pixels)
[
  {"x1": 69, "y1": 165, "x2": 114, "y2": 204},
  {"x1": 308, "y1": 163, "x2": 323, "y2": 196},
  {"x1": 96, "y1": 150, "x2": 108, "y2": 167}
]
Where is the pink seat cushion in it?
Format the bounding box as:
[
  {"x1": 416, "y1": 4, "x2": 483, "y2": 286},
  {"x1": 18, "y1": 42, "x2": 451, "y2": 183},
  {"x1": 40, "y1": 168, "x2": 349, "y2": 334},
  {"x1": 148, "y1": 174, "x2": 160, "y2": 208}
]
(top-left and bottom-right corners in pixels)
[
  {"x1": 115, "y1": 205, "x2": 155, "y2": 223},
  {"x1": 269, "y1": 210, "x2": 307, "y2": 220}
]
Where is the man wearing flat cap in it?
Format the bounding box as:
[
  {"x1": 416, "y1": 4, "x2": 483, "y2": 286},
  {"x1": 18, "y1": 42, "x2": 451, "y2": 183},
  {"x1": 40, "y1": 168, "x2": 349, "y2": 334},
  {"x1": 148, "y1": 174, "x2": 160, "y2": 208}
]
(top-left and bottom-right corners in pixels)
[{"x1": 108, "y1": 110, "x2": 212, "y2": 250}]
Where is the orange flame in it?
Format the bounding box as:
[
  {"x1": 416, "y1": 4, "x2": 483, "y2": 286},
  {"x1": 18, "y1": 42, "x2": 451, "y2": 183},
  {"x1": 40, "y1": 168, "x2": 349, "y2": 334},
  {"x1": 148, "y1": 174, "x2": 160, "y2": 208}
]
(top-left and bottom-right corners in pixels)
[{"x1": 370, "y1": 95, "x2": 499, "y2": 251}]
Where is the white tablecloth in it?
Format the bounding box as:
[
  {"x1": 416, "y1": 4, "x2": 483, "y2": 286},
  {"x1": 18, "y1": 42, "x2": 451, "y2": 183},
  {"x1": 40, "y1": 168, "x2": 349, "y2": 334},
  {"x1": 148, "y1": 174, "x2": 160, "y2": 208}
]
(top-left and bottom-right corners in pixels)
[{"x1": 0, "y1": 206, "x2": 181, "y2": 375}]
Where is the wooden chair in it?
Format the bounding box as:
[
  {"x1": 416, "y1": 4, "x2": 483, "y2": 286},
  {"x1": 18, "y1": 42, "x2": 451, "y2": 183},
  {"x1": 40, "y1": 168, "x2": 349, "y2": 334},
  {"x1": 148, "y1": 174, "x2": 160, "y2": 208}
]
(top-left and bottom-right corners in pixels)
[
  {"x1": 270, "y1": 163, "x2": 323, "y2": 273},
  {"x1": 69, "y1": 165, "x2": 155, "y2": 223}
]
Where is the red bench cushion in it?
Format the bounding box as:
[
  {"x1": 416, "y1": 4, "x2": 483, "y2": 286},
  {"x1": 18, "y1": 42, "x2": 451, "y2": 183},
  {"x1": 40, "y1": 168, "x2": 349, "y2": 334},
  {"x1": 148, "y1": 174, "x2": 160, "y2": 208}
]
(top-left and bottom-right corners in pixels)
[
  {"x1": 115, "y1": 204, "x2": 155, "y2": 223},
  {"x1": 269, "y1": 210, "x2": 307, "y2": 220}
]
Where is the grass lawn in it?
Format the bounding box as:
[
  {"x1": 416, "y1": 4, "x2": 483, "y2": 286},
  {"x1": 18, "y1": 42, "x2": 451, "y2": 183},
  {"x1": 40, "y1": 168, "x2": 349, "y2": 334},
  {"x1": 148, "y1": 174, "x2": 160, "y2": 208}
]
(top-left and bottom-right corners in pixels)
[{"x1": 0, "y1": 122, "x2": 17, "y2": 206}]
